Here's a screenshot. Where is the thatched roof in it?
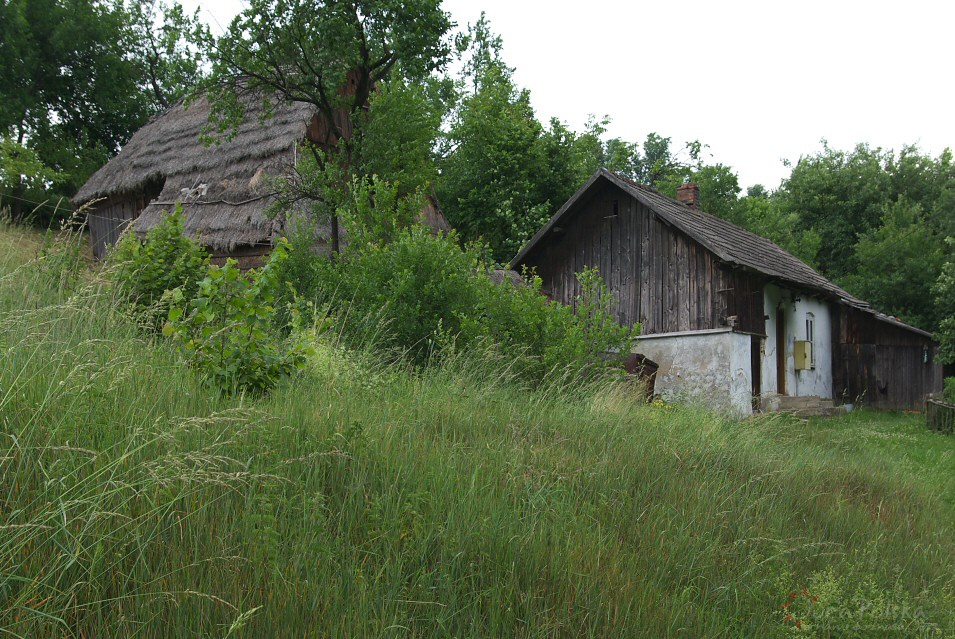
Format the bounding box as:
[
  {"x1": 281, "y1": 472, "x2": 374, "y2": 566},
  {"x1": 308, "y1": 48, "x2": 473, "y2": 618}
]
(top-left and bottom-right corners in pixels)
[
  {"x1": 489, "y1": 269, "x2": 525, "y2": 287},
  {"x1": 74, "y1": 95, "x2": 316, "y2": 252}
]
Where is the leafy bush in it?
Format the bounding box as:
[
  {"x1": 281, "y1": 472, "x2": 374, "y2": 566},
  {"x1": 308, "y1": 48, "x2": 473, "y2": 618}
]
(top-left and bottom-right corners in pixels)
[
  {"x1": 460, "y1": 265, "x2": 637, "y2": 379},
  {"x1": 108, "y1": 207, "x2": 208, "y2": 329},
  {"x1": 261, "y1": 230, "x2": 339, "y2": 335},
  {"x1": 307, "y1": 225, "x2": 637, "y2": 379},
  {"x1": 944, "y1": 377, "x2": 955, "y2": 404},
  {"x1": 336, "y1": 174, "x2": 424, "y2": 248},
  {"x1": 329, "y1": 226, "x2": 480, "y2": 362},
  {"x1": 163, "y1": 256, "x2": 311, "y2": 395}
]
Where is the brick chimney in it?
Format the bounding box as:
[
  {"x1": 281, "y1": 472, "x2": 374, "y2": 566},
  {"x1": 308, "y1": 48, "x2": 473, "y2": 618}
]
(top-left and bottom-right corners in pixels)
[{"x1": 676, "y1": 182, "x2": 701, "y2": 209}]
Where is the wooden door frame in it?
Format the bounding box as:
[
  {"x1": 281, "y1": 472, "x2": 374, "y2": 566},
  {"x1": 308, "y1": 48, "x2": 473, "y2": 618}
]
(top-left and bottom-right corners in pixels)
[{"x1": 776, "y1": 306, "x2": 786, "y2": 395}]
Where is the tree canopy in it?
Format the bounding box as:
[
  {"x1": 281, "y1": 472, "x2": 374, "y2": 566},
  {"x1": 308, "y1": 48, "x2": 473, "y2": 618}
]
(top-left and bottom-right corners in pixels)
[
  {"x1": 1, "y1": 1, "x2": 953, "y2": 363},
  {"x1": 0, "y1": 0, "x2": 206, "y2": 223}
]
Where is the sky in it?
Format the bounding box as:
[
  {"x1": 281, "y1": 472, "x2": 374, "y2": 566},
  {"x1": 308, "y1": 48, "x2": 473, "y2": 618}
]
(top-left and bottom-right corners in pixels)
[{"x1": 180, "y1": 0, "x2": 955, "y2": 190}]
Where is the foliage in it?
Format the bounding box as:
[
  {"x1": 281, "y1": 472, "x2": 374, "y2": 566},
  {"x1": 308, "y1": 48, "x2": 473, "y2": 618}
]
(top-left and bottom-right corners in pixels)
[
  {"x1": 163, "y1": 256, "x2": 311, "y2": 395},
  {"x1": 2, "y1": 227, "x2": 954, "y2": 636},
  {"x1": 202, "y1": 0, "x2": 452, "y2": 251},
  {"x1": 934, "y1": 240, "x2": 955, "y2": 364},
  {"x1": 776, "y1": 142, "x2": 892, "y2": 279},
  {"x1": 943, "y1": 377, "x2": 955, "y2": 404},
  {"x1": 437, "y1": 19, "x2": 551, "y2": 261},
  {"x1": 0, "y1": 137, "x2": 60, "y2": 196},
  {"x1": 306, "y1": 221, "x2": 636, "y2": 379},
  {"x1": 108, "y1": 208, "x2": 209, "y2": 330},
  {"x1": 262, "y1": 231, "x2": 334, "y2": 333},
  {"x1": 778, "y1": 144, "x2": 954, "y2": 287},
  {"x1": 125, "y1": 0, "x2": 210, "y2": 109},
  {"x1": 842, "y1": 198, "x2": 945, "y2": 329},
  {"x1": 336, "y1": 174, "x2": 425, "y2": 248},
  {"x1": 353, "y1": 76, "x2": 451, "y2": 194},
  {"x1": 203, "y1": 0, "x2": 452, "y2": 141},
  {"x1": 730, "y1": 191, "x2": 822, "y2": 266},
  {"x1": 321, "y1": 225, "x2": 482, "y2": 361},
  {"x1": 0, "y1": 0, "x2": 206, "y2": 223},
  {"x1": 459, "y1": 265, "x2": 637, "y2": 379}
]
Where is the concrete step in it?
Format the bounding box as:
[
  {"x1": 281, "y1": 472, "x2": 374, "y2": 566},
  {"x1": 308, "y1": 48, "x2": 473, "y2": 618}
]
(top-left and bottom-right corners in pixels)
[{"x1": 762, "y1": 394, "x2": 840, "y2": 417}]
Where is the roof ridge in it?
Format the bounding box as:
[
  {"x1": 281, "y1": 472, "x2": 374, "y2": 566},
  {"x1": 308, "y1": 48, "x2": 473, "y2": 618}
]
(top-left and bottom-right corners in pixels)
[{"x1": 512, "y1": 168, "x2": 929, "y2": 338}]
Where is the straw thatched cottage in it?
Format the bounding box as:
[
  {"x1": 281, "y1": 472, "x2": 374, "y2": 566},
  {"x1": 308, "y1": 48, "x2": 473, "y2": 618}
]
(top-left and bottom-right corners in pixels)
[
  {"x1": 511, "y1": 169, "x2": 942, "y2": 415},
  {"x1": 73, "y1": 92, "x2": 449, "y2": 266}
]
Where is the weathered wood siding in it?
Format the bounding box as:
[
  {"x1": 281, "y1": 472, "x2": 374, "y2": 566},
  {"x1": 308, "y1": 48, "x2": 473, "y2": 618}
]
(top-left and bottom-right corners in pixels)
[
  {"x1": 832, "y1": 305, "x2": 943, "y2": 410},
  {"x1": 87, "y1": 196, "x2": 146, "y2": 259},
  {"x1": 523, "y1": 182, "x2": 765, "y2": 336}
]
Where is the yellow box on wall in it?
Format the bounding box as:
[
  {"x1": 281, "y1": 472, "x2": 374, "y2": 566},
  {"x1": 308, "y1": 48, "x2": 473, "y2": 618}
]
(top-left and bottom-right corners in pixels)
[{"x1": 794, "y1": 340, "x2": 812, "y2": 370}]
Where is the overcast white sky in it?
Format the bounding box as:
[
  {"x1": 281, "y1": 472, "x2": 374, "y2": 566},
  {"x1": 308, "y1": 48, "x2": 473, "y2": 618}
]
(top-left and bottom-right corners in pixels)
[{"x1": 181, "y1": 0, "x2": 955, "y2": 190}]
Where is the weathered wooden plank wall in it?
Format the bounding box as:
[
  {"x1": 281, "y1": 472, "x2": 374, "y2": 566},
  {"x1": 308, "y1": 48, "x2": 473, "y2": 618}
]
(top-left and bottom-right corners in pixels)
[
  {"x1": 833, "y1": 306, "x2": 942, "y2": 410},
  {"x1": 525, "y1": 181, "x2": 766, "y2": 336},
  {"x1": 87, "y1": 197, "x2": 141, "y2": 259}
]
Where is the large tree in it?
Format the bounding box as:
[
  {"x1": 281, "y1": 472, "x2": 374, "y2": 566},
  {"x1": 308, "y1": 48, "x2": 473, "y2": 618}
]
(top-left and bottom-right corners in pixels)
[
  {"x1": 842, "y1": 198, "x2": 946, "y2": 330},
  {"x1": 776, "y1": 142, "x2": 954, "y2": 331},
  {"x1": 436, "y1": 18, "x2": 548, "y2": 260},
  {"x1": 0, "y1": 0, "x2": 206, "y2": 223},
  {"x1": 437, "y1": 17, "x2": 620, "y2": 261},
  {"x1": 934, "y1": 239, "x2": 955, "y2": 364},
  {"x1": 202, "y1": 0, "x2": 453, "y2": 251}
]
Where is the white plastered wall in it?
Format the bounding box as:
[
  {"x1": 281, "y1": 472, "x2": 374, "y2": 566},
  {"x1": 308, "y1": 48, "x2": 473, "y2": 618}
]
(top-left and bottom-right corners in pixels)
[
  {"x1": 762, "y1": 284, "x2": 833, "y2": 399},
  {"x1": 635, "y1": 328, "x2": 753, "y2": 416}
]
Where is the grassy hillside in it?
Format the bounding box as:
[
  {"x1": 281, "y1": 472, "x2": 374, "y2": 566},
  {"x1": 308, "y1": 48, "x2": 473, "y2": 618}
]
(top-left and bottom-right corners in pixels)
[{"x1": 1, "y1": 223, "x2": 953, "y2": 638}]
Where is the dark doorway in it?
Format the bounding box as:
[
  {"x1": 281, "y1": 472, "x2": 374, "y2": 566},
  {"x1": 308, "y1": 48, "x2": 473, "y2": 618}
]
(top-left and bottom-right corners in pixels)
[
  {"x1": 776, "y1": 307, "x2": 786, "y2": 395},
  {"x1": 751, "y1": 335, "x2": 762, "y2": 412}
]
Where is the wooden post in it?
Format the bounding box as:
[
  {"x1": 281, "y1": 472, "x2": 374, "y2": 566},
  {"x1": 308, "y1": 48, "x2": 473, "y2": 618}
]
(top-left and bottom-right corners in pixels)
[{"x1": 926, "y1": 399, "x2": 955, "y2": 434}]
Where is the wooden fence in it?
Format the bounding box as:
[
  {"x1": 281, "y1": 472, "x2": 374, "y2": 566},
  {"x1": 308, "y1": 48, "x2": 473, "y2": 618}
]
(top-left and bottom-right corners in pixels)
[{"x1": 926, "y1": 399, "x2": 955, "y2": 434}]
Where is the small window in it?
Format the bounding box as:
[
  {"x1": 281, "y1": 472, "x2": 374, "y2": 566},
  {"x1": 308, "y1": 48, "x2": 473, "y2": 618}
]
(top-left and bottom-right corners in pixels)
[{"x1": 805, "y1": 313, "x2": 815, "y2": 370}]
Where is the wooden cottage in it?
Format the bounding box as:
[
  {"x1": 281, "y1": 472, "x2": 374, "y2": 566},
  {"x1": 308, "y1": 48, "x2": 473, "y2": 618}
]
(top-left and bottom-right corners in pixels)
[
  {"x1": 73, "y1": 89, "x2": 449, "y2": 266},
  {"x1": 511, "y1": 169, "x2": 942, "y2": 414}
]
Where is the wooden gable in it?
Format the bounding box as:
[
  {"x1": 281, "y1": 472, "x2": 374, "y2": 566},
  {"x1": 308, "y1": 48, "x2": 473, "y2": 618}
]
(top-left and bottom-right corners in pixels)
[{"x1": 520, "y1": 180, "x2": 765, "y2": 336}]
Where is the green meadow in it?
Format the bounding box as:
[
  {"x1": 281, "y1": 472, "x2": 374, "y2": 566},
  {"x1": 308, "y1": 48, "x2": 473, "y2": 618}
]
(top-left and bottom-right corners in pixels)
[{"x1": 1, "y1": 223, "x2": 953, "y2": 638}]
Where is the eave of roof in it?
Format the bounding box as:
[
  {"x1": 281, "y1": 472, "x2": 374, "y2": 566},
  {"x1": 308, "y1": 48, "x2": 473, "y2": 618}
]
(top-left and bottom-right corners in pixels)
[{"x1": 510, "y1": 168, "x2": 933, "y2": 340}]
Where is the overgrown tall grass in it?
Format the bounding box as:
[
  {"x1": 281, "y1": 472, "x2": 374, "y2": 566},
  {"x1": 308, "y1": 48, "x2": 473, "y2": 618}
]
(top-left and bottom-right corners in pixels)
[{"x1": 1, "y1": 223, "x2": 953, "y2": 637}]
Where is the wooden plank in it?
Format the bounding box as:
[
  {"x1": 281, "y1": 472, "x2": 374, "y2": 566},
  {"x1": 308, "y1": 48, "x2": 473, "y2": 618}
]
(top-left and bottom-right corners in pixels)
[
  {"x1": 641, "y1": 203, "x2": 653, "y2": 330},
  {"x1": 627, "y1": 197, "x2": 643, "y2": 322},
  {"x1": 678, "y1": 235, "x2": 690, "y2": 331},
  {"x1": 686, "y1": 241, "x2": 700, "y2": 331},
  {"x1": 666, "y1": 228, "x2": 678, "y2": 332},
  {"x1": 927, "y1": 400, "x2": 955, "y2": 434},
  {"x1": 653, "y1": 221, "x2": 664, "y2": 333}
]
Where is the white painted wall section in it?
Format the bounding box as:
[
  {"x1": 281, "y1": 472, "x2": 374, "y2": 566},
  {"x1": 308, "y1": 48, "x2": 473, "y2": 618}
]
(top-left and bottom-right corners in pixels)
[
  {"x1": 635, "y1": 328, "x2": 753, "y2": 416},
  {"x1": 762, "y1": 284, "x2": 833, "y2": 399}
]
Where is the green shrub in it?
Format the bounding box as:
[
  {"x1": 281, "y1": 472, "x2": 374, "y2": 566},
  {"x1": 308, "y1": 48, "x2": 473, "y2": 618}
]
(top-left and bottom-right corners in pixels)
[
  {"x1": 163, "y1": 256, "x2": 311, "y2": 395},
  {"x1": 944, "y1": 377, "x2": 955, "y2": 404},
  {"x1": 459, "y1": 265, "x2": 637, "y2": 379},
  {"x1": 331, "y1": 226, "x2": 480, "y2": 363},
  {"x1": 262, "y1": 230, "x2": 337, "y2": 334},
  {"x1": 336, "y1": 174, "x2": 424, "y2": 248},
  {"x1": 307, "y1": 225, "x2": 637, "y2": 379},
  {"x1": 108, "y1": 207, "x2": 208, "y2": 330}
]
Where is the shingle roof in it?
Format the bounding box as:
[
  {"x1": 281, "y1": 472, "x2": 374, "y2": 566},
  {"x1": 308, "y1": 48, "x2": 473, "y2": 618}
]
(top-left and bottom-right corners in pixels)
[{"x1": 511, "y1": 168, "x2": 931, "y2": 338}]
